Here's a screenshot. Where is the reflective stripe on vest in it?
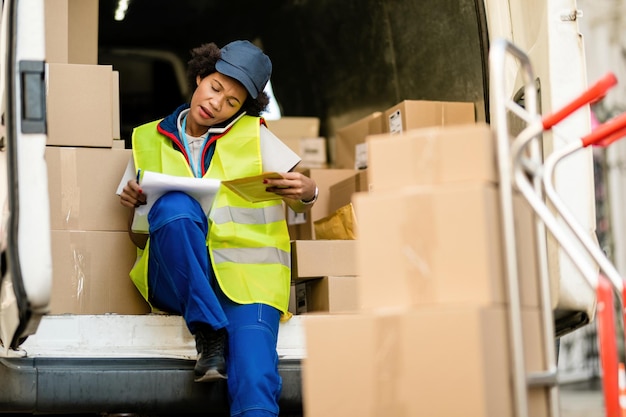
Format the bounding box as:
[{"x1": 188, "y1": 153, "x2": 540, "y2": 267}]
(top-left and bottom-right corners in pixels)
[
  {"x1": 212, "y1": 247, "x2": 290, "y2": 268},
  {"x1": 211, "y1": 204, "x2": 285, "y2": 225}
]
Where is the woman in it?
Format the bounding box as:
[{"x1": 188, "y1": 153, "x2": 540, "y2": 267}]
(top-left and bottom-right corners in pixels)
[{"x1": 118, "y1": 40, "x2": 317, "y2": 417}]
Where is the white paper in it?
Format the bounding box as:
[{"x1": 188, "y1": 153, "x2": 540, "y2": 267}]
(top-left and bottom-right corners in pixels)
[{"x1": 131, "y1": 171, "x2": 221, "y2": 233}]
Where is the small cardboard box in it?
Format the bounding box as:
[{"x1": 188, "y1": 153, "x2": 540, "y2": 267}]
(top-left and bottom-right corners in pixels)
[
  {"x1": 49, "y1": 230, "x2": 151, "y2": 315},
  {"x1": 45, "y1": 0, "x2": 99, "y2": 65},
  {"x1": 306, "y1": 276, "x2": 358, "y2": 313},
  {"x1": 367, "y1": 123, "x2": 497, "y2": 191},
  {"x1": 291, "y1": 240, "x2": 358, "y2": 280},
  {"x1": 334, "y1": 112, "x2": 385, "y2": 169},
  {"x1": 46, "y1": 147, "x2": 131, "y2": 231},
  {"x1": 265, "y1": 117, "x2": 320, "y2": 140},
  {"x1": 282, "y1": 137, "x2": 328, "y2": 168},
  {"x1": 287, "y1": 168, "x2": 358, "y2": 240},
  {"x1": 329, "y1": 169, "x2": 369, "y2": 214},
  {"x1": 288, "y1": 281, "x2": 309, "y2": 315},
  {"x1": 46, "y1": 63, "x2": 115, "y2": 147},
  {"x1": 383, "y1": 99, "x2": 475, "y2": 134},
  {"x1": 353, "y1": 182, "x2": 539, "y2": 309}
]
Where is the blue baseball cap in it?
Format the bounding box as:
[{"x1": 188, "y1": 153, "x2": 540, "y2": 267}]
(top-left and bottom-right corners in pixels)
[{"x1": 216, "y1": 40, "x2": 272, "y2": 99}]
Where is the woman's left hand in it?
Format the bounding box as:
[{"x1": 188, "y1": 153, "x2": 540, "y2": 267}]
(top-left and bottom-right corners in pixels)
[{"x1": 264, "y1": 171, "x2": 317, "y2": 202}]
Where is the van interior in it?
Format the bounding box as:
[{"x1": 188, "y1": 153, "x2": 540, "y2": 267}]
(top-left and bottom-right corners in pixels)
[{"x1": 97, "y1": 0, "x2": 489, "y2": 146}]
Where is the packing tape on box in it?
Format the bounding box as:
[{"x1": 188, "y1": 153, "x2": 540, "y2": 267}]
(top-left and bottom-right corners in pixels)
[
  {"x1": 60, "y1": 149, "x2": 80, "y2": 229},
  {"x1": 374, "y1": 314, "x2": 408, "y2": 415},
  {"x1": 401, "y1": 192, "x2": 436, "y2": 304}
]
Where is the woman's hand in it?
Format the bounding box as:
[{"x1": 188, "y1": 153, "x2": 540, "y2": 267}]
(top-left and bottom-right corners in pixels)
[
  {"x1": 264, "y1": 172, "x2": 317, "y2": 213},
  {"x1": 120, "y1": 179, "x2": 147, "y2": 209}
]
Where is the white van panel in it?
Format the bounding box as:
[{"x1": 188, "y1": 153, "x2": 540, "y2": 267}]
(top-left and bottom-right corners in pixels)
[
  {"x1": 14, "y1": 0, "x2": 52, "y2": 310},
  {"x1": 485, "y1": 0, "x2": 596, "y2": 316}
]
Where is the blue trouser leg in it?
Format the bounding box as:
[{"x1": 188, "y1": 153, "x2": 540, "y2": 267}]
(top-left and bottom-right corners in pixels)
[
  {"x1": 218, "y1": 287, "x2": 282, "y2": 417},
  {"x1": 147, "y1": 191, "x2": 281, "y2": 416},
  {"x1": 147, "y1": 191, "x2": 228, "y2": 333}
]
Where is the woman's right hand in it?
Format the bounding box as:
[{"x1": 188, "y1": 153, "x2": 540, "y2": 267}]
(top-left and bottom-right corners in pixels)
[{"x1": 120, "y1": 179, "x2": 147, "y2": 209}]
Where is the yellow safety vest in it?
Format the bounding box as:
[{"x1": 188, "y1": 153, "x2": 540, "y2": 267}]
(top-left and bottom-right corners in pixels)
[{"x1": 129, "y1": 115, "x2": 291, "y2": 314}]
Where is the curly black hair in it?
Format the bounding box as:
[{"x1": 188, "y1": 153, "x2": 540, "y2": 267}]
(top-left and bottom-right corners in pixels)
[{"x1": 186, "y1": 43, "x2": 270, "y2": 117}]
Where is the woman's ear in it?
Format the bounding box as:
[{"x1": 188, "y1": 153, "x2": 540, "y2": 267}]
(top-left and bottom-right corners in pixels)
[{"x1": 196, "y1": 75, "x2": 202, "y2": 86}]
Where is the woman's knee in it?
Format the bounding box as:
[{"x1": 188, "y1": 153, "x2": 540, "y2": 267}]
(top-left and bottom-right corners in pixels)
[{"x1": 148, "y1": 191, "x2": 206, "y2": 230}]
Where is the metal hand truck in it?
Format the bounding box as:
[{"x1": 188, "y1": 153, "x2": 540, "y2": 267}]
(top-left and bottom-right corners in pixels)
[{"x1": 489, "y1": 38, "x2": 626, "y2": 417}]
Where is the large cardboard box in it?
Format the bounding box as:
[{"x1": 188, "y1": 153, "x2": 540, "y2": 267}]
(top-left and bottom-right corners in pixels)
[
  {"x1": 353, "y1": 183, "x2": 539, "y2": 309},
  {"x1": 303, "y1": 307, "x2": 548, "y2": 417},
  {"x1": 50, "y1": 230, "x2": 151, "y2": 315},
  {"x1": 306, "y1": 276, "x2": 358, "y2": 313},
  {"x1": 383, "y1": 99, "x2": 475, "y2": 134},
  {"x1": 291, "y1": 240, "x2": 358, "y2": 280},
  {"x1": 46, "y1": 147, "x2": 131, "y2": 231},
  {"x1": 334, "y1": 112, "x2": 385, "y2": 169},
  {"x1": 367, "y1": 123, "x2": 497, "y2": 191},
  {"x1": 45, "y1": 0, "x2": 99, "y2": 64},
  {"x1": 46, "y1": 63, "x2": 114, "y2": 147},
  {"x1": 401, "y1": 306, "x2": 548, "y2": 417},
  {"x1": 303, "y1": 310, "x2": 408, "y2": 417}
]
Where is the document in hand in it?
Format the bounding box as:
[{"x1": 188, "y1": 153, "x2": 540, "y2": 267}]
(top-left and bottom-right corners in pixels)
[
  {"x1": 222, "y1": 172, "x2": 286, "y2": 203},
  {"x1": 132, "y1": 171, "x2": 221, "y2": 233}
]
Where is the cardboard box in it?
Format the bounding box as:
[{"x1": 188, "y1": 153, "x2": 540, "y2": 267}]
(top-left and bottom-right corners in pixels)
[
  {"x1": 367, "y1": 123, "x2": 497, "y2": 191},
  {"x1": 306, "y1": 276, "x2": 358, "y2": 313},
  {"x1": 303, "y1": 306, "x2": 548, "y2": 417},
  {"x1": 354, "y1": 183, "x2": 538, "y2": 309},
  {"x1": 50, "y1": 230, "x2": 151, "y2": 315},
  {"x1": 291, "y1": 240, "x2": 358, "y2": 280},
  {"x1": 265, "y1": 117, "x2": 320, "y2": 140},
  {"x1": 282, "y1": 137, "x2": 327, "y2": 168},
  {"x1": 288, "y1": 281, "x2": 309, "y2": 315},
  {"x1": 329, "y1": 169, "x2": 369, "y2": 214},
  {"x1": 383, "y1": 100, "x2": 475, "y2": 134},
  {"x1": 334, "y1": 112, "x2": 385, "y2": 169},
  {"x1": 401, "y1": 306, "x2": 547, "y2": 417},
  {"x1": 288, "y1": 168, "x2": 360, "y2": 240},
  {"x1": 46, "y1": 63, "x2": 114, "y2": 147},
  {"x1": 45, "y1": 0, "x2": 99, "y2": 64},
  {"x1": 112, "y1": 70, "x2": 121, "y2": 140},
  {"x1": 303, "y1": 310, "x2": 408, "y2": 417},
  {"x1": 46, "y1": 147, "x2": 132, "y2": 231}
]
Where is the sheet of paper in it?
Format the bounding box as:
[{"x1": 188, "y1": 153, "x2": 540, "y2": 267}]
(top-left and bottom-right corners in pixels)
[
  {"x1": 131, "y1": 171, "x2": 221, "y2": 233},
  {"x1": 222, "y1": 172, "x2": 286, "y2": 203}
]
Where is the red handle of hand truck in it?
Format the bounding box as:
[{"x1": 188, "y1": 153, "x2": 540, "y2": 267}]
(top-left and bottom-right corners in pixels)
[
  {"x1": 542, "y1": 72, "x2": 618, "y2": 130},
  {"x1": 582, "y1": 111, "x2": 626, "y2": 147},
  {"x1": 594, "y1": 126, "x2": 626, "y2": 148}
]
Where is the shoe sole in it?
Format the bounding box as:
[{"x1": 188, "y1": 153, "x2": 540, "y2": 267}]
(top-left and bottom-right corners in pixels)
[{"x1": 194, "y1": 369, "x2": 228, "y2": 383}]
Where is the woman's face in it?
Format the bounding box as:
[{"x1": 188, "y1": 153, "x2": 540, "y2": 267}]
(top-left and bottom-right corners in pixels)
[{"x1": 186, "y1": 72, "x2": 248, "y2": 135}]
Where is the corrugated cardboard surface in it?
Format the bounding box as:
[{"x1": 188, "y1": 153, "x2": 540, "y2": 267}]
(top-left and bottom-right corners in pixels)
[
  {"x1": 352, "y1": 183, "x2": 539, "y2": 309},
  {"x1": 334, "y1": 111, "x2": 385, "y2": 169},
  {"x1": 291, "y1": 240, "x2": 357, "y2": 280},
  {"x1": 383, "y1": 99, "x2": 475, "y2": 134},
  {"x1": 288, "y1": 168, "x2": 358, "y2": 240},
  {"x1": 46, "y1": 63, "x2": 114, "y2": 147},
  {"x1": 367, "y1": 123, "x2": 497, "y2": 191},
  {"x1": 50, "y1": 230, "x2": 151, "y2": 315},
  {"x1": 328, "y1": 169, "x2": 369, "y2": 213},
  {"x1": 306, "y1": 276, "x2": 358, "y2": 313},
  {"x1": 303, "y1": 307, "x2": 547, "y2": 417},
  {"x1": 46, "y1": 147, "x2": 131, "y2": 231},
  {"x1": 45, "y1": 0, "x2": 99, "y2": 65},
  {"x1": 265, "y1": 117, "x2": 320, "y2": 140}
]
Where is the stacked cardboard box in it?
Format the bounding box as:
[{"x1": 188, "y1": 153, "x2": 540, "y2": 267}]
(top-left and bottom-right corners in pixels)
[
  {"x1": 45, "y1": 0, "x2": 149, "y2": 315},
  {"x1": 303, "y1": 122, "x2": 551, "y2": 416}
]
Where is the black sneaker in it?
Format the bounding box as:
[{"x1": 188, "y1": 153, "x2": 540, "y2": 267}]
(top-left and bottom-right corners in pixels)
[{"x1": 194, "y1": 326, "x2": 227, "y2": 382}]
